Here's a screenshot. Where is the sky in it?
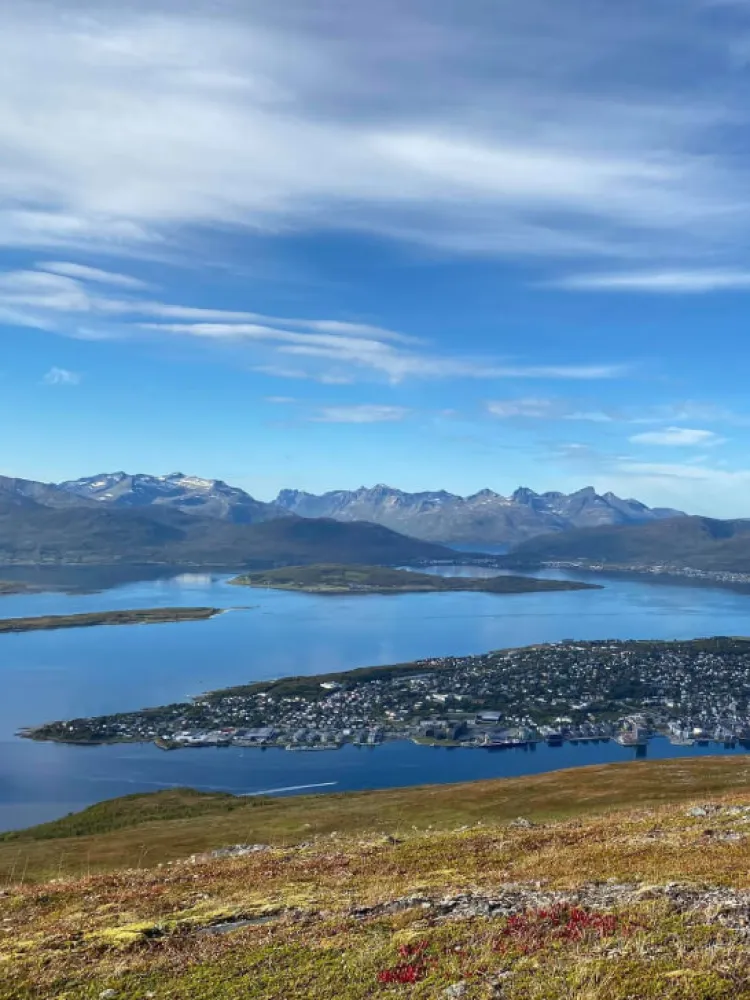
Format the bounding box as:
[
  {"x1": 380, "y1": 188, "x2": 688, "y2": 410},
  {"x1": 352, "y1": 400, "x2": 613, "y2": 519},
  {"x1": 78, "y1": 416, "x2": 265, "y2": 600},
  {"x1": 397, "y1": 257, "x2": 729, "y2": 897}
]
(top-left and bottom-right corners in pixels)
[{"x1": 5, "y1": 1, "x2": 750, "y2": 515}]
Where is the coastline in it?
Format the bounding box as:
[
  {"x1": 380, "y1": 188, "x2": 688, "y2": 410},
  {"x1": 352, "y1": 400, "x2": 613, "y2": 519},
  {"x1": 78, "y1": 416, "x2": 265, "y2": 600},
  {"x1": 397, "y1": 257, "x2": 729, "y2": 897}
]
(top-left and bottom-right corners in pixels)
[
  {"x1": 22, "y1": 635, "x2": 750, "y2": 752},
  {"x1": 0, "y1": 606, "x2": 226, "y2": 634},
  {"x1": 228, "y1": 564, "x2": 599, "y2": 596}
]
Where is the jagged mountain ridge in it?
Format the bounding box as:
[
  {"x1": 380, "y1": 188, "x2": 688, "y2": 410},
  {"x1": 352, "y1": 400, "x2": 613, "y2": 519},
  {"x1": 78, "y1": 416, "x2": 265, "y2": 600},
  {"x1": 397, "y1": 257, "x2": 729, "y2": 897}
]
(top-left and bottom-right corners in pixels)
[
  {"x1": 48, "y1": 472, "x2": 684, "y2": 545},
  {"x1": 60, "y1": 472, "x2": 287, "y2": 525},
  {"x1": 274, "y1": 484, "x2": 684, "y2": 545},
  {"x1": 0, "y1": 474, "x2": 452, "y2": 567}
]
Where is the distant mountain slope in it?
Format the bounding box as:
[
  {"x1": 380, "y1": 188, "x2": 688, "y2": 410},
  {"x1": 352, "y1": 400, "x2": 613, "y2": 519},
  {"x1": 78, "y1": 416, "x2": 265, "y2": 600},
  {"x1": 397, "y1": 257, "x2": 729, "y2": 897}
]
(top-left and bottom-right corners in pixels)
[
  {"x1": 506, "y1": 516, "x2": 750, "y2": 572},
  {"x1": 0, "y1": 491, "x2": 452, "y2": 567},
  {"x1": 0, "y1": 475, "x2": 95, "y2": 510},
  {"x1": 60, "y1": 472, "x2": 285, "y2": 524},
  {"x1": 275, "y1": 484, "x2": 684, "y2": 545}
]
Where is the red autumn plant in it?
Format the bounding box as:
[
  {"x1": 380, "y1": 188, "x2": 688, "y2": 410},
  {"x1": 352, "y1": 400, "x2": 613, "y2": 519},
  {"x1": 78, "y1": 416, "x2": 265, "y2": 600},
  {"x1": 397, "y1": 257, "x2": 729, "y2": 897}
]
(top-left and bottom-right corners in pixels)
[
  {"x1": 378, "y1": 939, "x2": 431, "y2": 984},
  {"x1": 494, "y1": 904, "x2": 631, "y2": 955}
]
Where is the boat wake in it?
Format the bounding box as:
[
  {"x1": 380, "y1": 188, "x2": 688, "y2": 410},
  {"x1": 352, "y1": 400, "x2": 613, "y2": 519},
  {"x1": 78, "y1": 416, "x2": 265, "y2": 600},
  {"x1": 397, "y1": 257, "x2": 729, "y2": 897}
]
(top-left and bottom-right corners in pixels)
[{"x1": 241, "y1": 781, "x2": 338, "y2": 796}]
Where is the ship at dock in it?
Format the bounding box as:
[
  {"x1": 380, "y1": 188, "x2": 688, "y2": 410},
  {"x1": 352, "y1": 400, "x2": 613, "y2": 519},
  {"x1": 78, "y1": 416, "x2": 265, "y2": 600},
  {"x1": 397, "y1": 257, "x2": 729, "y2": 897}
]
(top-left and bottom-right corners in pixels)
[{"x1": 615, "y1": 715, "x2": 649, "y2": 747}]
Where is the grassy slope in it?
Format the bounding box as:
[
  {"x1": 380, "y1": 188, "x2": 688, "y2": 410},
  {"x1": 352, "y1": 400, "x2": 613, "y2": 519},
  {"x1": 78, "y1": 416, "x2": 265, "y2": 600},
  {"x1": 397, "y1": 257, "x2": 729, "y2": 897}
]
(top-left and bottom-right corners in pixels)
[
  {"x1": 231, "y1": 563, "x2": 595, "y2": 593},
  {"x1": 4, "y1": 757, "x2": 750, "y2": 881},
  {"x1": 507, "y1": 515, "x2": 750, "y2": 571},
  {"x1": 6, "y1": 757, "x2": 750, "y2": 998}
]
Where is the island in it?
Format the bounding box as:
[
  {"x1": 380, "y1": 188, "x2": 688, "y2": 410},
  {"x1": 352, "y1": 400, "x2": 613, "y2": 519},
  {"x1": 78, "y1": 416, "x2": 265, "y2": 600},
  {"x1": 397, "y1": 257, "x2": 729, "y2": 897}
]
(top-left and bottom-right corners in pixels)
[
  {"x1": 0, "y1": 606, "x2": 223, "y2": 634},
  {"x1": 229, "y1": 563, "x2": 598, "y2": 595},
  {"x1": 22, "y1": 636, "x2": 750, "y2": 752},
  {"x1": 0, "y1": 580, "x2": 48, "y2": 596}
]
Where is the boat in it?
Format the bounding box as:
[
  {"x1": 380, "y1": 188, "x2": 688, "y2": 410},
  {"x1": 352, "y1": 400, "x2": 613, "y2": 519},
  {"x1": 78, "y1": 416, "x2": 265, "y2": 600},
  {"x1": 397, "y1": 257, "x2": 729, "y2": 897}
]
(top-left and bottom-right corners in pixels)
[
  {"x1": 615, "y1": 731, "x2": 648, "y2": 748},
  {"x1": 668, "y1": 735, "x2": 695, "y2": 747}
]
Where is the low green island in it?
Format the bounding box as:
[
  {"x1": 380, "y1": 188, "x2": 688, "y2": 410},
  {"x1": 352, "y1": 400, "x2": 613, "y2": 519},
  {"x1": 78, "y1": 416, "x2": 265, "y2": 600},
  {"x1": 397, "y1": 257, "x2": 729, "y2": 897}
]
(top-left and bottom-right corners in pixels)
[
  {"x1": 0, "y1": 606, "x2": 223, "y2": 634},
  {"x1": 229, "y1": 562, "x2": 599, "y2": 595},
  {"x1": 0, "y1": 580, "x2": 46, "y2": 596}
]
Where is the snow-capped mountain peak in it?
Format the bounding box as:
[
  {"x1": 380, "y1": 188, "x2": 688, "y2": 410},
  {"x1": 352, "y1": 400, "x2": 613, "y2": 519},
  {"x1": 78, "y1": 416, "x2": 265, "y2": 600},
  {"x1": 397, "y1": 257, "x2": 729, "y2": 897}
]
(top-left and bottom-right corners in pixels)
[{"x1": 59, "y1": 472, "x2": 287, "y2": 525}]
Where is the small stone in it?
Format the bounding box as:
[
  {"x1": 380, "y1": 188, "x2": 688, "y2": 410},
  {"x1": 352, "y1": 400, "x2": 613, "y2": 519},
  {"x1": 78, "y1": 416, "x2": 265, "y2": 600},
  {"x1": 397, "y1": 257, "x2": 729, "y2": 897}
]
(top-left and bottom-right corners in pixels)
[
  {"x1": 99, "y1": 991, "x2": 117, "y2": 999},
  {"x1": 443, "y1": 983, "x2": 468, "y2": 999},
  {"x1": 509, "y1": 817, "x2": 534, "y2": 829}
]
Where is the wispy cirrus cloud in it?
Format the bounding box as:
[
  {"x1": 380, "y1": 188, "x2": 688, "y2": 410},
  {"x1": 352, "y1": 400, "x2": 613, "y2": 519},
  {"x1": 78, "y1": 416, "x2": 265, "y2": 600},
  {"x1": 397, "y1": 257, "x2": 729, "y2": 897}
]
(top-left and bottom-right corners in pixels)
[
  {"x1": 552, "y1": 269, "x2": 750, "y2": 293},
  {"x1": 310, "y1": 404, "x2": 410, "y2": 423},
  {"x1": 630, "y1": 426, "x2": 722, "y2": 446},
  {"x1": 615, "y1": 461, "x2": 749, "y2": 481},
  {"x1": 487, "y1": 397, "x2": 616, "y2": 421},
  {"x1": 488, "y1": 398, "x2": 559, "y2": 418},
  {"x1": 0, "y1": 0, "x2": 748, "y2": 268},
  {"x1": 42, "y1": 366, "x2": 81, "y2": 386},
  {"x1": 0, "y1": 264, "x2": 627, "y2": 385},
  {"x1": 37, "y1": 262, "x2": 150, "y2": 289}
]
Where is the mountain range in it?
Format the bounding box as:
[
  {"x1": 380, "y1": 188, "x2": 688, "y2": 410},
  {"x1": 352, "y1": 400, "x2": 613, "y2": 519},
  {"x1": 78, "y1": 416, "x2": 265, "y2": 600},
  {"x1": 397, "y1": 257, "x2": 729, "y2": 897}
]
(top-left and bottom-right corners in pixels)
[
  {"x1": 275, "y1": 484, "x2": 684, "y2": 544},
  {"x1": 3, "y1": 471, "x2": 749, "y2": 573},
  {"x1": 0, "y1": 475, "x2": 450, "y2": 568},
  {"x1": 56, "y1": 473, "x2": 684, "y2": 546}
]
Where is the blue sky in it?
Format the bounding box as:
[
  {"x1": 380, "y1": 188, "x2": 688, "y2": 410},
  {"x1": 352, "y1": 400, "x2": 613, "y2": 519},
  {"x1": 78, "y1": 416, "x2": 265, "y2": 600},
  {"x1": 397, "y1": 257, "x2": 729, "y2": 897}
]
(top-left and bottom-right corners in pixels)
[{"x1": 4, "y1": 0, "x2": 750, "y2": 514}]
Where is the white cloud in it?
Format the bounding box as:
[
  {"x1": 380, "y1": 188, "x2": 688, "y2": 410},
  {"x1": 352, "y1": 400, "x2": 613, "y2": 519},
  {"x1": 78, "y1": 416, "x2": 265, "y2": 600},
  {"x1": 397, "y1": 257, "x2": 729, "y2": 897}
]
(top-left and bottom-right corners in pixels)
[
  {"x1": 629, "y1": 426, "x2": 721, "y2": 446},
  {"x1": 488, "y1": 398, "x2": 557, "y2": 418},
  {"x1": 311, "y1": 405, "x2": 410, "y2": 423},
  {"x1": 37, "y1": 261, "x2": 149, "y2": 289},
  {"x1": 252, "y1": 365, "x2": 354, "y2": 385},
  {"x1": 553, "y1": 269, "x2": 750, "y2": 293},
  {"x1": 488, "y1": 398, "x2": 617, "y2": 420},
  {"x1": 615, "y1": 461, "x2": 750, "y2": 483},
  {"x1": 42, "y1": 367, "x2": 81, "y2": 385},
  {"x1": 0, "y1": 262, "x2": 627, "y2": 384},
  {"x1": 0, "y1": 1, "x2": 747, "y2": 264},
  {"x1": 564, "y1": 410, "x2": 615, "y2": 423},
  {"x1": 265, "y1": 395, "x2": 296, "y2": 404}
]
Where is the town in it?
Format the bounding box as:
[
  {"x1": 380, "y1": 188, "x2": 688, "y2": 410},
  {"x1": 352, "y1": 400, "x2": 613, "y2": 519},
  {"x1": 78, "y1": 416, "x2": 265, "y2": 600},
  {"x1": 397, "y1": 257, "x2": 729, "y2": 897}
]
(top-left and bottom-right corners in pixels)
[{"x1": 23, "y1": 637, "x2": 750, "y2": 752}]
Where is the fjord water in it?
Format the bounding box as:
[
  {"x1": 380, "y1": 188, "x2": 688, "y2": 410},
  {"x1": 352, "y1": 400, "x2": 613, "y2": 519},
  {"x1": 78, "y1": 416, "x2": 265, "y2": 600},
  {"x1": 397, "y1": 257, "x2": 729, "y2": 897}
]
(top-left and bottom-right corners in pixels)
[{"x1": 3, "y1": 566, "x2": 750, "y2": 831}]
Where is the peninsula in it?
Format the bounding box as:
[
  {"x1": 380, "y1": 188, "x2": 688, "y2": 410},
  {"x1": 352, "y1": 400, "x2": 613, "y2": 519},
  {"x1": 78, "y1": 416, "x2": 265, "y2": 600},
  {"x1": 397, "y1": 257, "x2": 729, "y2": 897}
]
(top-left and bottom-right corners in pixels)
[
  {"x1": 24, "y1": 636, "x2": 750, "y2": 751},
  {"x1": 229, "y1": 563, "x2": 597, "y2": 594},
  {"x1": 0, "y1": 606, "x2": 223, "y2": 634}
]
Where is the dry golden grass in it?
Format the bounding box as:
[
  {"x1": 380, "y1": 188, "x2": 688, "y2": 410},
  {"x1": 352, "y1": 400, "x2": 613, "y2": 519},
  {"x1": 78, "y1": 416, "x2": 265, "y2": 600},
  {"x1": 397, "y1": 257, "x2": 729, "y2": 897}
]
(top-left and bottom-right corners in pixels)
[
  {"x1": 5, "y1": 757, "x2": 750, "y2": 997},
  {"x1": 4, "y1": 756, "x2": 750, "y2": 884}
]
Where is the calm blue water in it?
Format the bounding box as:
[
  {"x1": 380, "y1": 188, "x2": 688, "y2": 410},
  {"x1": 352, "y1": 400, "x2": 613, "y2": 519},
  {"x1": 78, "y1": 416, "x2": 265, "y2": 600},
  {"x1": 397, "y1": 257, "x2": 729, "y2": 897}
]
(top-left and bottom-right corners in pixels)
[{"x1": 1, "y1": 565, "x2": 750, "y2": 831}]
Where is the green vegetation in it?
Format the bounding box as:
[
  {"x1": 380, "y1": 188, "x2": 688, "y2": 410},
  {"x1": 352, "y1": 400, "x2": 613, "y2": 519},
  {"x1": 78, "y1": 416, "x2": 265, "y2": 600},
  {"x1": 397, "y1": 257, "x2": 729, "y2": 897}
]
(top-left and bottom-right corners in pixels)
[
  {"x1": 0, "y1": 580, "x2": 44, "y2": 595},
  {"x1": 3, "y1": 756, "x2": 750, "y2": 880},
  {"x1": 0, "y1": 497, "x2": 453, "y2": 566},
  {"x1": 230, "y1": 563, "x2": 598, "y2": 594},
  {"x1": 0, "y1": 606, "x2": 223, "y2": 634},
  {"x1": 6, "y1": 758, "x2": 750, "y2": 998},
  {"x1": 506, "y1": 514, "x2": 750, "y2": 573}
]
